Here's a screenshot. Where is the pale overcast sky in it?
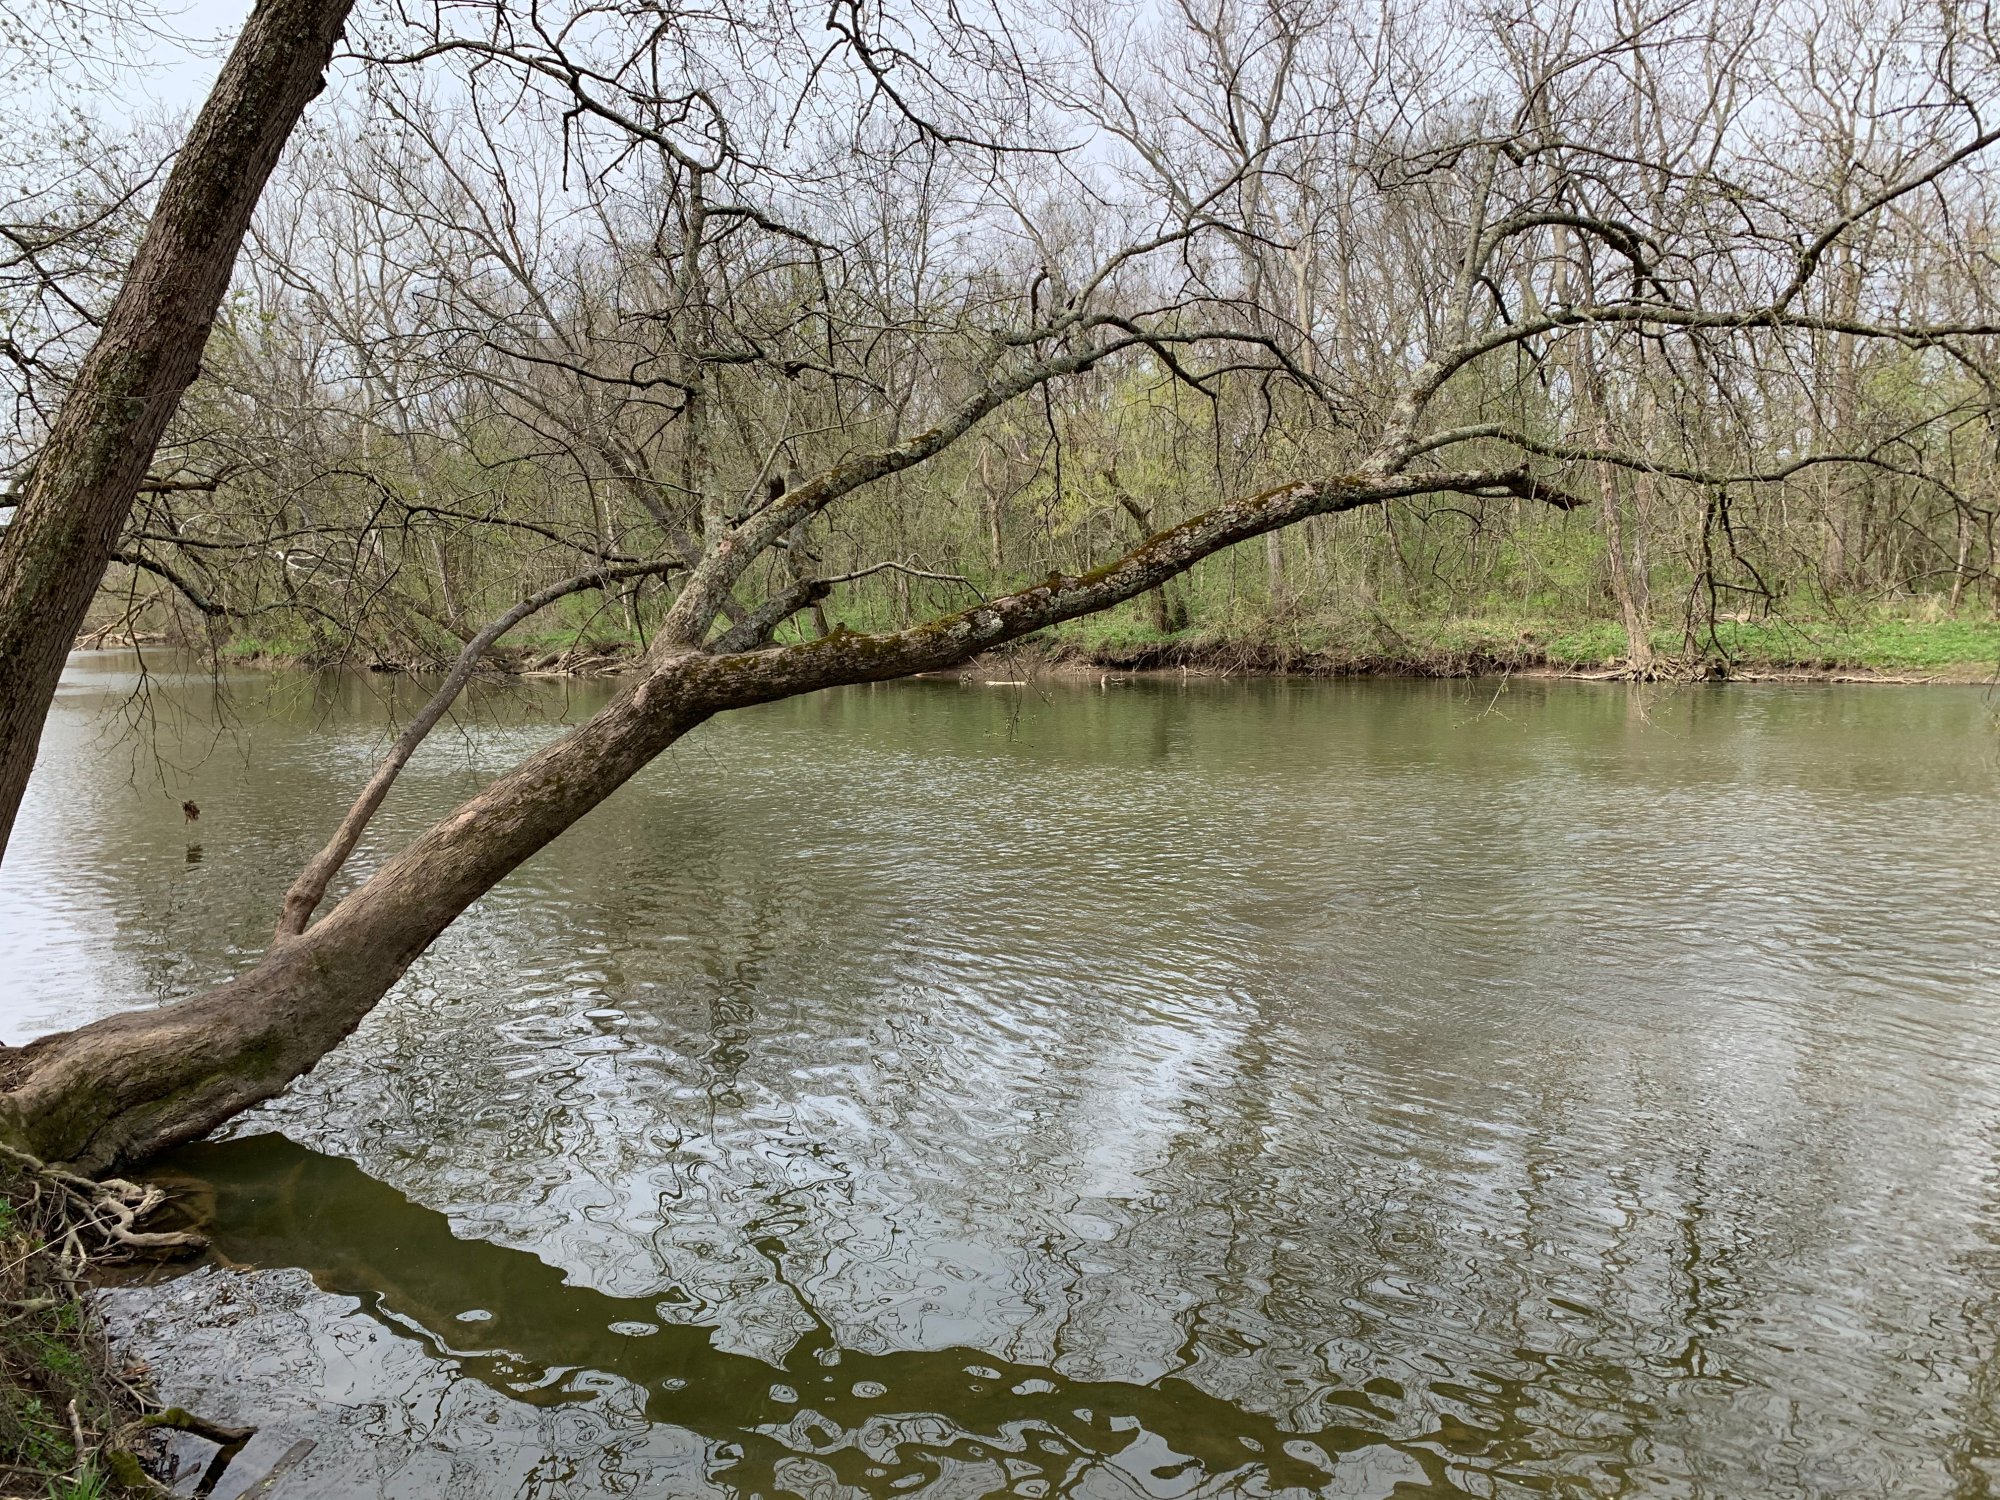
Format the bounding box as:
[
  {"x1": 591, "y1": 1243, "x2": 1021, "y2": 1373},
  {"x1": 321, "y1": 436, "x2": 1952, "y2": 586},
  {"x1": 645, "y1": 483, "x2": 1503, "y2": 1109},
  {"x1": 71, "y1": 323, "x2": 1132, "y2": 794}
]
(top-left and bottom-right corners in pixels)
[{"x1": 96, "y1": 0, "x2": 254, "y2": 123}]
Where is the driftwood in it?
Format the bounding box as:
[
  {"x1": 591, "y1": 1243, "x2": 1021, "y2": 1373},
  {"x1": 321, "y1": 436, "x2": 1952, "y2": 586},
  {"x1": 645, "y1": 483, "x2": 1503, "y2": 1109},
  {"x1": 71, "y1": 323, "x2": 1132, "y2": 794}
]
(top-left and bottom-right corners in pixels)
[{"x1": 234, "y1": 1438, "x2": 317, "y2": 1497}]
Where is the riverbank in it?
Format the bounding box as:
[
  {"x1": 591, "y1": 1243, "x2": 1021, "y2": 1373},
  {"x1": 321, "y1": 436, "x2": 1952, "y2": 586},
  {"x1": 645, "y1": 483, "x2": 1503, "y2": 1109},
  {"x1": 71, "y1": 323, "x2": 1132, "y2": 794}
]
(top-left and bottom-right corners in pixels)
[
  {"x1": 0, "y1": 1162, "x2": 146, "y2": 1498},
  {"x1": 173, "y1": 607, "x2": 2000, "y2": 683},
  {"x1": 0, "y1": 1155, "x2": 238, "y2": 1498},
  {"x1": 1029, "y1": 610, "x2": 2000, "y2": 683}
]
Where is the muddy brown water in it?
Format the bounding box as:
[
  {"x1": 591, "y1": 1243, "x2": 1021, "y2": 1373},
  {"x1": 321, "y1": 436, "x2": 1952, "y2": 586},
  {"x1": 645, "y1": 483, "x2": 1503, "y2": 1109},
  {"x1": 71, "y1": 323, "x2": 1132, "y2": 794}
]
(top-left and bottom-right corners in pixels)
[{"x1": 6, "y1": 652, "x2": 2000, "y2": 1497}]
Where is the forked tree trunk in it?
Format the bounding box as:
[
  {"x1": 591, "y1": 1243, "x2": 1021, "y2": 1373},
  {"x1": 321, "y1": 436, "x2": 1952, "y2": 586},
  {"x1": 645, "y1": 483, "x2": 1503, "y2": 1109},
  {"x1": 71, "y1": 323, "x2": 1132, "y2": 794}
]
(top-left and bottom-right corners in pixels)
[
  {"x1": 0, "y1": 0, "x2": 356, "y2": 860},
  {"x1": 0, "y1": 468, "x2": 1569, "y2": 1174}
]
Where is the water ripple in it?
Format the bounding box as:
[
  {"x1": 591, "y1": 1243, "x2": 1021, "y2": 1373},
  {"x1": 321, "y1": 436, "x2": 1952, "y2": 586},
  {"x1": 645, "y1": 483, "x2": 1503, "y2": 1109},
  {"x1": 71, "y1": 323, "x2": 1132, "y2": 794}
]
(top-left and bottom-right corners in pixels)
[{"x1": 19, "y1": 663, "x2": 1998, "y2": 1497}]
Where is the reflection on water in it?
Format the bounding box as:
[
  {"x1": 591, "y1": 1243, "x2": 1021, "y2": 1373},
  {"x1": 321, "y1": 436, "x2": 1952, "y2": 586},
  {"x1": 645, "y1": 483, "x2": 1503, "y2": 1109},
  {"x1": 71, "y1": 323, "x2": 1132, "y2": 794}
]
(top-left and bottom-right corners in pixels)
[
  {"x1": 145, "y1": 1135, "x2": 1382, "y2": 1497},
  {"x1": 7, "y1": 654, "x2": 2000, "y2": 1496}
]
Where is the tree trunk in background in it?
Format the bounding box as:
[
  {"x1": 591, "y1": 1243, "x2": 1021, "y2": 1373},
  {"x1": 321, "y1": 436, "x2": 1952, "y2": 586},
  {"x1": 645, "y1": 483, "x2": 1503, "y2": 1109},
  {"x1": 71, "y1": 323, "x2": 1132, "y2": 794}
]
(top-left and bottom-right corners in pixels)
[
  {"x1": 1265, "y1": 532, "x2": 1288, "y2": 613},
  {"x1": 1564, "y1": 279, "x2": 1650, "y2": 672},
  {"x1": 0, "y1": 0, "x2": 355, "y2": 861},
  {"x1": 1596, "y1": 460, "x2": 1653, "y2": 673},
  {"x1": 1949, "y1": 505, "x2": 1972, "y2": 614},
  {"x1": 1819, "y1": 250, "x2": 1865, "y2": 592},
  {"x1": 1114, "y1": 491, "x2": 1186, "y2": 632}
]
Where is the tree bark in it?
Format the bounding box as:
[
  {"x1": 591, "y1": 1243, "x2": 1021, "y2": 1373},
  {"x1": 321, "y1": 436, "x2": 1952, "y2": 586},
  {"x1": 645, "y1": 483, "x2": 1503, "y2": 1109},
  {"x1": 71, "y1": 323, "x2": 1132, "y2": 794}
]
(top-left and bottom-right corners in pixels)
[
  {"x1": 1596, "y1": 458, "x2": 1654, "y2": 674},
  {"x1": 0, "y1": 467, "x2": 1571, "y2": 1174},
  {"x1": 0, "y1": 0, "x2": 355, "y2": 859}
]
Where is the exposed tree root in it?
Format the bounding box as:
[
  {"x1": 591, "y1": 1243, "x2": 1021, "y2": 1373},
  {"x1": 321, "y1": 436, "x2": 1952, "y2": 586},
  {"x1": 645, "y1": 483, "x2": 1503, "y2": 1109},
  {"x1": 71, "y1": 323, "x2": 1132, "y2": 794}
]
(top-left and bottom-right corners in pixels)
[
  {"x1": 0, "y1": 1147, "x2": 244, "y2": 1496},
  {"x1": 1557, "y1": 655, "x2": 1736, "y2": 683},
  {"x1": 0, "y1": 1146, "x2": 206, "y2": 1259}
]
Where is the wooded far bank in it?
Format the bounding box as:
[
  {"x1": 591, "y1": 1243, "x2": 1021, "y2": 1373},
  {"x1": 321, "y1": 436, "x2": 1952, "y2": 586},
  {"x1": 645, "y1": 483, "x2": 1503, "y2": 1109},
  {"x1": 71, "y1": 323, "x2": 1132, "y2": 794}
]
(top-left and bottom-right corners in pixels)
[{"x1": 43, "y1": 0, "x2": 2000, "y2": 690}]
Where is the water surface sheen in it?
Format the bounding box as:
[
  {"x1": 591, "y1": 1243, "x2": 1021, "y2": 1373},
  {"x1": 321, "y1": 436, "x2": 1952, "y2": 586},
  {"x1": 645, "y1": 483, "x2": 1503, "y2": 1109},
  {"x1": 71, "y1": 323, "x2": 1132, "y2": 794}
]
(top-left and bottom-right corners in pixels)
[{"x1": 8, "y1": 655, "x2": 2000, "y2": 1498}]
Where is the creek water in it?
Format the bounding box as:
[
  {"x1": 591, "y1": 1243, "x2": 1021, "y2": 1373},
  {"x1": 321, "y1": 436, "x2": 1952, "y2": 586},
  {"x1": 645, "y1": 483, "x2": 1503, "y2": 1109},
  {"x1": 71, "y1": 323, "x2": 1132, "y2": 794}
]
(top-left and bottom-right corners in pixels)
[{"x1": 6, "y1": 651, "x2": 2000, "y2": 1498}]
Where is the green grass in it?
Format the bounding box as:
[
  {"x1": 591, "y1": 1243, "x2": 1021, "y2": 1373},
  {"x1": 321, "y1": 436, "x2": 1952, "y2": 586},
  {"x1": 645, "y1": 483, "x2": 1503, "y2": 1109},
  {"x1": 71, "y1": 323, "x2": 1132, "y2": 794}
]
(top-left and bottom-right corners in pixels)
[
  {"x1": 30, "y1": 1334, "x2": 84, "y2": 1385},
  {"x1": 219, "y1": 627, "x2": 325, "y2": 662},
  {"x1": 51, "y1": 1461, "x2": 109, "y2": 1500},
  {"x1": 1047, "y1": 604, "x2": 2000, "y2": 677},
  {"x1": 1711, "y1": 615, "x2": 2000, "y2": 671},
  {"x1": 513, "y1": 624, "x2": 644, "y2": 653}
]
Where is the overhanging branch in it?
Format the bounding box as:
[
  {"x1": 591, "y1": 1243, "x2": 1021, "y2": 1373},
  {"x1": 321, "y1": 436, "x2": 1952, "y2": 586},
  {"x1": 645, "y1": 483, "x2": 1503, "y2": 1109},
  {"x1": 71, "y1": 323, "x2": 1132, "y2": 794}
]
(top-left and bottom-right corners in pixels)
[{"x1": 275, "y1": 558, "x2": 683, "y2": 938}]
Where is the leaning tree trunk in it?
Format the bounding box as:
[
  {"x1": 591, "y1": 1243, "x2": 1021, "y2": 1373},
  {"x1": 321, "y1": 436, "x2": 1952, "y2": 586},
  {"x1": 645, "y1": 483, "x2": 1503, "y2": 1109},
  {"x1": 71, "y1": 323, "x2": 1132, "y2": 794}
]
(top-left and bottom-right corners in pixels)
[
  {"x1": 0, "y1": 0, "x2": 355, "y2": 860},
  {"x1": 0, "y1": 467, "x2": 1567, "y2": 1175}
]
